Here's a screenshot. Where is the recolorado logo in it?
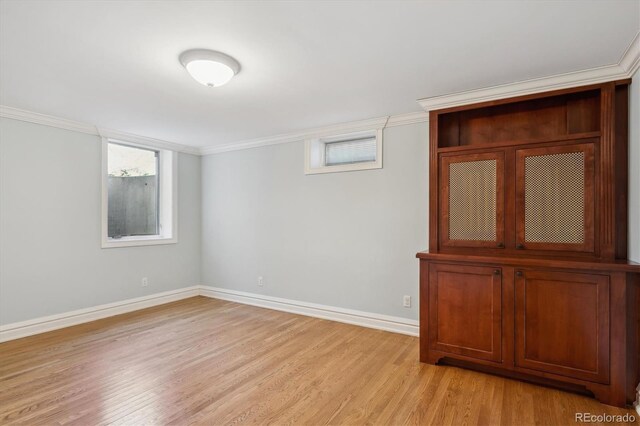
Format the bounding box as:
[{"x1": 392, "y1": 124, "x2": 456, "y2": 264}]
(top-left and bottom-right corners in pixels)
[{"x1": 575, "y1": 412, "x2": 636, "y2": 423}]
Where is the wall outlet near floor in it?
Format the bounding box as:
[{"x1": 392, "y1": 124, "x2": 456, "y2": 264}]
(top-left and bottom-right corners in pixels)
[
  {"x1": 257, "y1": 276, "x2": 264, "y2": 287},
  {"x1": 403, "y1": 295, "x2": 411, "y2": 308},
  {"x1": 141, "y1": 277, "x2": 149, "y2": 287}
]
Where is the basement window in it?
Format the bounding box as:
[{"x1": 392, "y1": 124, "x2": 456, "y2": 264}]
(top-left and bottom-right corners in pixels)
[
  {"x1": 305, "y1": 129, "x2": 382, "y2": 174},
  {"x1": 101, "y1": 139, "x2": 177, "y2": 248}
]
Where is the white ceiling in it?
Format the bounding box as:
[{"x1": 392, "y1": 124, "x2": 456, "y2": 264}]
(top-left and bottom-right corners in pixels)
[{"x1": 1, "y1": 1, "x2": 638, "y2": 148}]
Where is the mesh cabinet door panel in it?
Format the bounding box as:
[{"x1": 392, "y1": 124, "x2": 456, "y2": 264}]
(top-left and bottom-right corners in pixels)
[
  {"x1": 440, "y1": 152, "x2": 504, "y2": 248},
  {"x1": 516, "y1": 143, "x2": 595, "y2": 252}
]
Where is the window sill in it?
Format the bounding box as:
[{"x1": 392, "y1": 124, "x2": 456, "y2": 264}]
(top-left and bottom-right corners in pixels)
[
  {"x1": 101, "y1": 236, "x2": 177, "y2": 249},
  {"x1": 304, "y1": 160, "x2": 382, "y2": 175}
]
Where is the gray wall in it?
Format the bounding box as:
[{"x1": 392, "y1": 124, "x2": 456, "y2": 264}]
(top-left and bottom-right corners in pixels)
[
  {"x1": 629, "y1": 68, "x2": 639, "y2": 263},
  {"x1": 201, "y1": 123, "x2": 429, "y2": 320},
  {"x1": 0, "y1": 118, "x2": 201, "y2": 325}
]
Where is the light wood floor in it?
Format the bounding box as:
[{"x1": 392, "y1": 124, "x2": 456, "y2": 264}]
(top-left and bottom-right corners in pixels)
[{"x1": 0, "y1": 297, "x2": 637, "y2": 425}]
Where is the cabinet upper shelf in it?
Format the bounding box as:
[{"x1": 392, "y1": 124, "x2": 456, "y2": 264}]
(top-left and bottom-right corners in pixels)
[
  {"x1": 435, "y1": 88, "x2": 600, "y2": 149},
  {"x1": 436, "y1": 131, "x2": 600, "y2": 153}
]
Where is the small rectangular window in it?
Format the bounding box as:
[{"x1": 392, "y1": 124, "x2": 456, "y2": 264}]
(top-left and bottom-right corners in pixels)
[
  {"x1": 101, "y1": 138, "x2": 177, "y2": 248},
  {"x1": 305, "y1": 129, "x2": 382, "y2": 174}
]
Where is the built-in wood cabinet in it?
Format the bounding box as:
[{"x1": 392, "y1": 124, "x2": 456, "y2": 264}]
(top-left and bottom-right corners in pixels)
[{"x1": 418, "y1": 81, "x2": 639, "y2": 407}]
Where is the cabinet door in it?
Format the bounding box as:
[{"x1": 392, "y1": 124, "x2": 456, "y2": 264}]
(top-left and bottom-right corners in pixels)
[
  {"x1": 429, "y1": 263, "x2": 502, "y2": 362},
  {"x1": 515, "y1": 270, "x2": 609, "y2": 383},
  {"x1": 515, "y1": 143, "x2": 595, "y2": 253},
  {"x1": 440, "y1": 152, "x2": 505, "y2": 249}
]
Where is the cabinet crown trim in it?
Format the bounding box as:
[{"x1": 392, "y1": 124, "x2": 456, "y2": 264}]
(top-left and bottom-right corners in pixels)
[{"x1": 416, "y1": 252, "x2": 640, "y2": 273}]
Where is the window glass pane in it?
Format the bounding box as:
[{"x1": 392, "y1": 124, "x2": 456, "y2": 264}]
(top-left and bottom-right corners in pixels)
[
  {"x1": 325, "y1": 136, "x2": 376, "y2": 166},
  {"x1": 107, "y1": 143, "x2": 159, "y2": 238}
]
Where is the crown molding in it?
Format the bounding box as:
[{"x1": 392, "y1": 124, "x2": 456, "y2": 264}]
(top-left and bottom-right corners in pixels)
[
  {"x1": 199, "y1": 110, "x2": 429, "y2": 156},
  {"x1": 0, "y1": 105, "x2": 200, "y2": 155},
  {"x1": 0, "y1": 103, "x2": 427, "y2": 157},
  {"x1": 418, "y1": 31, "x2": 640, "y2": 112},
  {"x1": 0, "y1": 105, "x2": 98, "y2": 135},
  {"x1": 620, "y1": 32, "x2": 640, "y2": 77},
  {"x1": 97, "y1": 127, "x2": 200, "y2": 155},
  {"x1": 199, "y1": 116, "x2": 387, "y2": 156},
  {"x1": 386, "y1": 111, "x2": 430, "y2": 127}
]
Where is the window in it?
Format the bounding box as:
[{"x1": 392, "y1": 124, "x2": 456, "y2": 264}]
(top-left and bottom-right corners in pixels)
[
  {"x1": 101, "y1": 138, "x2": 177, "y2": 248},
  {"x1": 305, "y1": 129, "x2": 382, "y2": 174}
]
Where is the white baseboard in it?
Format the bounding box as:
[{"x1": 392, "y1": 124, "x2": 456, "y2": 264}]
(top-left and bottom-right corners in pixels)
[
  {"x1": 0, "y1": 286, "x2": 200, "y2": 343},
  {"x1": 198, "y1": 285, "x2": 419, "y2": 337},
  {"x1": 0, "y1": 285, "x2": 419, "y2": 343}
]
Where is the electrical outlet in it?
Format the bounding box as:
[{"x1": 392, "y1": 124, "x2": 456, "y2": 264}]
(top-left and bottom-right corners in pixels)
[
  {"x1": 141, "y1": 277, "x2": 149, "y2": 287},
  {"x1": 403, "y1": 295, "x2": 411, "y2": 308},
  {"x1": 257, "y1": 276, "x2": 264, "y2": 287}
]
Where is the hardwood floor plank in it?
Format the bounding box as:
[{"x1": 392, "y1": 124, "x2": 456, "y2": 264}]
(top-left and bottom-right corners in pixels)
[{"x1": 0, "y1": 296, "x2": 636, "y2": 425}]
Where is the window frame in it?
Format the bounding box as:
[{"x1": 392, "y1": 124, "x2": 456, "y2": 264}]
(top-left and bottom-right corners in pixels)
[
  {"x1": 304, "y1": 129, "x2": 383, "y2": 175},
  {"x1": 101, "y1": 137, "x2": 178, "y2": 248}
]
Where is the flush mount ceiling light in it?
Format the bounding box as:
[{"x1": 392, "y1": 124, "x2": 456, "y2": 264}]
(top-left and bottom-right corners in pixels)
[{"x1": 179, "y1": 49, "x2": 240, "y2": 87}]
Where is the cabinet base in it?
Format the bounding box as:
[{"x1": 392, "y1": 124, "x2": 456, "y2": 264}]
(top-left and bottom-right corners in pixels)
[
  {"x1": 422, "y1": 355, "x2": 630, "y2": 408},
  {"x1": 418, "y1": 256, "x2": 639, "y2": 409}
]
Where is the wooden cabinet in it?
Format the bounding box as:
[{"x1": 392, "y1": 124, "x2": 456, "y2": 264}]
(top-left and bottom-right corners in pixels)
[
  {"x1": 418, "y1": 81, "x2": 639, "y2": 407},
  {"x1": 428, "y1": 264, "x2": 502, "y2": 363}
]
